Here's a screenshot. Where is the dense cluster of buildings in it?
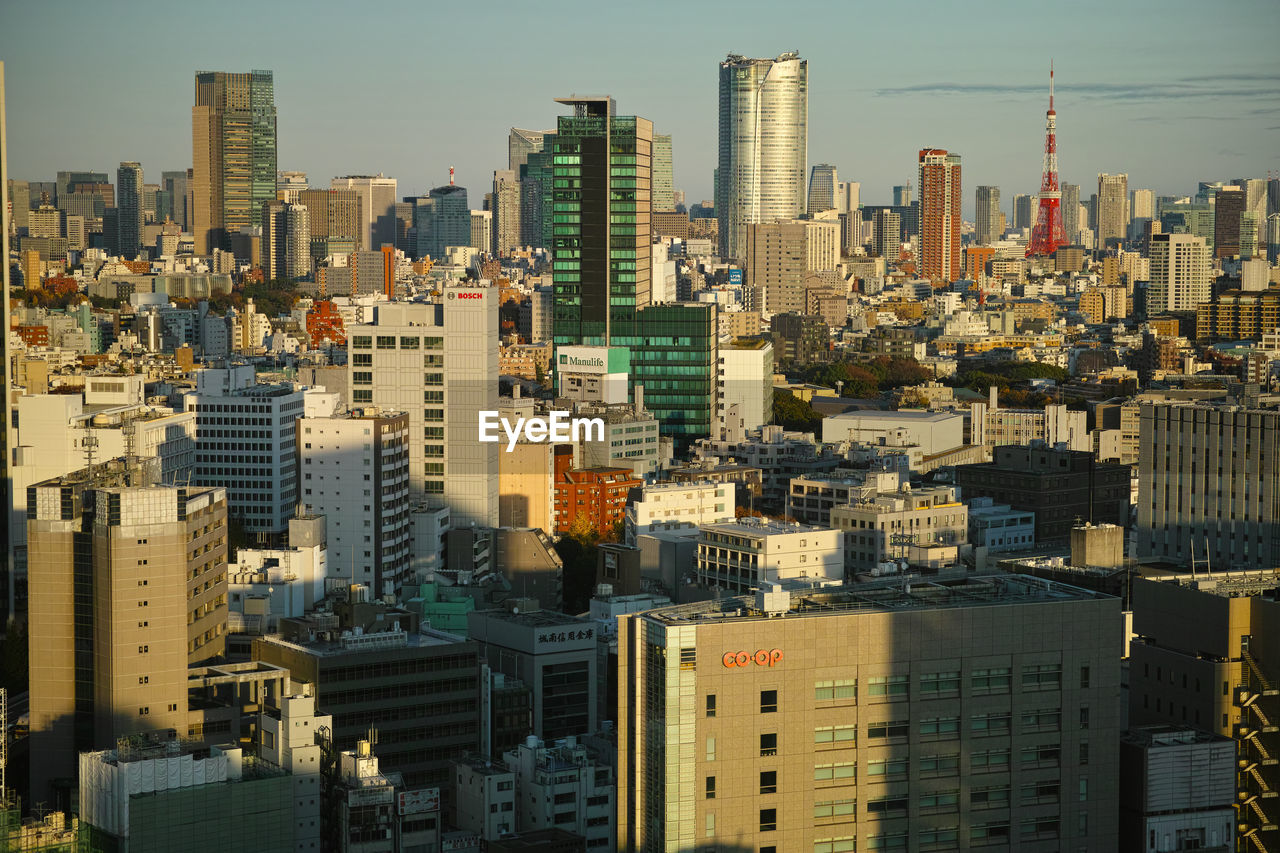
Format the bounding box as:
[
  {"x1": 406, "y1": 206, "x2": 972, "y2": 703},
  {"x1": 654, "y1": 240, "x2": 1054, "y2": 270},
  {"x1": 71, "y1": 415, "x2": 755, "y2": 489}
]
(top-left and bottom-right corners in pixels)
[{"x1": 2, "y1": 48, "x2": 1280, "y2": 853}]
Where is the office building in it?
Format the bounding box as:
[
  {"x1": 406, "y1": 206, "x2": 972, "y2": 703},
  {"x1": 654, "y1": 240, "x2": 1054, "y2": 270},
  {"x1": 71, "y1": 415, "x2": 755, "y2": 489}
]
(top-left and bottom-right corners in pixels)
[
  {"x1": 161, "y1": 169, "x2": 188, "y2": 229},
  {"x1": 298, "y1": 187, "x2": 362, "y2": 261},
  {"x1": 504, "y1": 736, "x2": 615, "y2": 849},
  {"x1": 28, "y1": 458, "x2": 228, "y2": 808},
  {"x1": 1137, "y1": 402, "x2": 1278, "y2": 569},
  {"x1": 183, "y1": 365, "x2": 304, "y2": 535},
  {"x1": 871, "y1": 208, "x2": 900, "y2": 260},
  {"x1": 807, "y1": 163, "x2": 837, "y2": 215},
  {"x1": 1129, "y1": 570, "x2": 1279, "y2": 849},
  {"x1": 1096, "y1": 173, "x2": 1128, "y2": 247},
  {"x1": 1147, "y1": 232, "x2": 1211, "y2": 314},
  {"x1": 192, "y1": 70, "x2": 277, "y2": 254},
  {"x1": 510, "y1": 127, "x2": 552, "y2": 172},
  {"x1": 1118, "y1": 726, "x2": 1236, "y2": 853},
  {"x1": 469, "y1": 609, "x2": 599, "y2": 741},
  {"x1": 830, "y1": 484, "x2": 966, "y2": 573},
  {"x1": 79, "y1": 743, "x2": 298, "y2": 853},
  {"x1": 1012, "y1": 192, "x2": 1033, "y2": 231},
  {"x1": 255, "y1": 625, "x2": 480, "y2": 794},
  {"x1": 745, "y1": 218, "x2": 840, "y2": 314},
  {"x1": 415, "y1": 182, "x2": 470, "y2": 260},
  {"x1": 975, "y1": 185, "x2": 1001, "y2": 244},
  {"x1": 348, "y1": 293, "x2": 498, "y2": 526},
  {"x1": 493, "y1": 168, "x2": 522, "y2": 255},
  {"x1": 1061, "y1": 182, "x2": 1080, "y2": 243},
  {"x1": 276, "y1": 169, "x2": 308, "y2": 202},
  {"x1": 697, "y1": 518, "x2": 843, "y2": 592},
  {"x1": 618, "y1": 577, "x2": 1122, "y2": 852},
  {"x1": 550, "y1": 96, "x2": 652, "y2": 346},
  {"x1": 717, "y1": 336, "x2": 773, "y2": 440},
  {"x1": 652, "y1": 132, "x2": 674, "y2": 212},
  {"x1": 298, "y1": 406, "x2": 410, "y2": 595},
  {"x1": 970, "y1": 398, "x2": 1091, "y2": 452},
  {"x1": 956, "y1": 445, "x2": 1131, "y2": 543},
  {"x1": 554, "y1": 467, "x2": 643, "y2": 536},
  {"x1": 330, "y1": 173, "x2": 397, "y2": 250},
  {"x1": 918, "y1": 149, "x2": 962, "y2": 282},
  {"x1": 717, "y1": 53, "x2": 808, "y2": 261},
  {"x1": 472, "y1": 208, "x2": 493, "y2": 255},
  {"x1": 625, "y1": 482, "x2": 735, "y2": 545},
  {"x1": 1214, "y1": 185, "x2": 1245, "y2": 258},
  {"x1": 116, "y1": 160, "x2": 144, "y2": 258},
  {"x1": 0, "y1": 63, "x2": 10, "y2": 629},
  {"x1": 261, "y1": 199, "x2": 311, "y2": 281},
  {"x1": 967, "y1": 497, "x2": 1037, "y2": 555}
]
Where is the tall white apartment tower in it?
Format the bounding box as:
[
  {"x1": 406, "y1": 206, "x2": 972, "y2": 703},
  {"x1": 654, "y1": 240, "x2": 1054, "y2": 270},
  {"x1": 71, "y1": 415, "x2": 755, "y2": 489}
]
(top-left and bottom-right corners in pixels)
[
  {"x1": 717, "y1": 52, "x2": 808, "y2": 262},
  {"x1": 347, "y1": 285, "x2": 498, "y2": 527},
  {"x1": 1148, "y1": 232, "x2": 1211, "y2": 314}
]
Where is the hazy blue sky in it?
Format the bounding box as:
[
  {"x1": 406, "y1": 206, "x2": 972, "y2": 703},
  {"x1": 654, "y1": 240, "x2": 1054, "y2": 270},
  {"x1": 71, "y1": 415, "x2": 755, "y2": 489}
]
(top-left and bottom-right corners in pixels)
[{"x1": 3, "y1": 0, "x2": 1277, "y2": 217}]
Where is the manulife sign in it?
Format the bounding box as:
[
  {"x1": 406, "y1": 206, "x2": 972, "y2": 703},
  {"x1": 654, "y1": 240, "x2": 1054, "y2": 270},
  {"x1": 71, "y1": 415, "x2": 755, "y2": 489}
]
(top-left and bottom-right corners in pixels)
[{"x1": 555, "y1": 345, "x2": 630, "y2": 376}]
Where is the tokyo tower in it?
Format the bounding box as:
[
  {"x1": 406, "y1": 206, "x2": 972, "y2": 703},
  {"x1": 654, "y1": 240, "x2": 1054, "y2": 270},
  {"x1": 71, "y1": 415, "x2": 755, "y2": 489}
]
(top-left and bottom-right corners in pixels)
[{"x1": 1025, "y1": 63, "x2": 1065, "y2": 257}]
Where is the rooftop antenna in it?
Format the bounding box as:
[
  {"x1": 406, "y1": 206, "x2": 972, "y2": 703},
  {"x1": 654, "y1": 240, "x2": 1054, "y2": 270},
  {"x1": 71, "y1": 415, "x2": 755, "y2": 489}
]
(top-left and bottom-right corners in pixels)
[{"x1": 449, "y1": 166, "x2": 455, "y2": 187}]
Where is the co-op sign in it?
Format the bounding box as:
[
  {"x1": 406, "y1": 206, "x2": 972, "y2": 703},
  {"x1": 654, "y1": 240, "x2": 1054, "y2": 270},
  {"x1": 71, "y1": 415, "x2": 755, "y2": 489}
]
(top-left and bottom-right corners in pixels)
[{"x1": 723, "y1": 648, "x2": 784, "y2": 668}]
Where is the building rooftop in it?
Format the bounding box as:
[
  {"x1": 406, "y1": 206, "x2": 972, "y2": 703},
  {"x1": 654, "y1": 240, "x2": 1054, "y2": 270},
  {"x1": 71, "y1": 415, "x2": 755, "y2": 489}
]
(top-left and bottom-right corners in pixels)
[
  {"x1": 826, "y1": 409, "x2": 961, "y2": 423},
  {"x1": 641, "y1": 573, "x2": 1112, "y2": 626},
  {"x1": 474, "y1": 609, "x2": 593, "y2": 629},
  {"x1": 261, "y1": 626, "x2": 465, "y2": 657},
  {"x1": 701, "y1": 518, "x2": 831, "y2": 537},
  {"x1": 1121, "y1": 725, "x2": 1236, "y2": 749},
  {"x1": 1155, "y1": 569, "x2": 1280, "y2": 599}
]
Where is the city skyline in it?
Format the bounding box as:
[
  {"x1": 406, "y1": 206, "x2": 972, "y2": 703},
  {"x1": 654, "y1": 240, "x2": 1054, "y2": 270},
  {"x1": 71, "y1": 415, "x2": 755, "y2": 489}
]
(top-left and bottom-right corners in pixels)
[{"x1": 1, "y1": 0, "x2": 1277, "y2": 218}]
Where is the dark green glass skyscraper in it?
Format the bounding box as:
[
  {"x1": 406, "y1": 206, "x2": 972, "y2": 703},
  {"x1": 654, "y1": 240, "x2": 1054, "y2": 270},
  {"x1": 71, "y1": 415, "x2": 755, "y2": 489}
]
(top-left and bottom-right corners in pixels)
[
  {"x1": 550, "y1": 96, "x2": 716, "y2": 444},
  {"x1": 551, "y1": 96, "x2": 651, "y2": 347}
]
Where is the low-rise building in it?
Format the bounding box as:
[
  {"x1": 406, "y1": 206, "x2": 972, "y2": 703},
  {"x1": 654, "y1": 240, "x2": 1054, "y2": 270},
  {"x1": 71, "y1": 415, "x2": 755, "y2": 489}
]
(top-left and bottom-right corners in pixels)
[
  {"x1": 967, "y1": 496, "x2": 1036, "y2": 554},
  {"x1": 624, "y1": 481, "x2": 735, "y2": 545},
  {"x1": 830, "y1": 484, "x2": 967, "y2": 573},
  {"x1": 1119, "y1": 726, "x2": 1235, "y2": 853},
  {"x1": 696, "y1": 519, "x2": 843, "y2": 593},
  {"x1": 504, "y1": 736, "x2": 614, "y2": 851}
]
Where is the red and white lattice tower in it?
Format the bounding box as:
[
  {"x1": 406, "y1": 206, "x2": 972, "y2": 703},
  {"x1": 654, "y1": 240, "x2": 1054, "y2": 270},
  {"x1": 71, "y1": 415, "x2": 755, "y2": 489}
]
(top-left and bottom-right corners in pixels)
[{"x1": 1025, "y1": 62, "x2": 1065, "y2": 257}]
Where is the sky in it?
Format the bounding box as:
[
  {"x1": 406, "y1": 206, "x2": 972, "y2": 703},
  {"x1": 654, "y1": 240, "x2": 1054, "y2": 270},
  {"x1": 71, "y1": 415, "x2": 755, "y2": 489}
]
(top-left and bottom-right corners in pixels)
[{"x1": 2, "y1": 0, "x2": 1278, "y2": 219}]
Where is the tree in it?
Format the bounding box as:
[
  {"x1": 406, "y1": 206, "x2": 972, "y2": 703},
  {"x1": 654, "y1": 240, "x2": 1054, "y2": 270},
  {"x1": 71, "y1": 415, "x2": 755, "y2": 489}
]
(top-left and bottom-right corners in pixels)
[{"x1": 773, "y1": 390, "x2": 822, "y2": 433}]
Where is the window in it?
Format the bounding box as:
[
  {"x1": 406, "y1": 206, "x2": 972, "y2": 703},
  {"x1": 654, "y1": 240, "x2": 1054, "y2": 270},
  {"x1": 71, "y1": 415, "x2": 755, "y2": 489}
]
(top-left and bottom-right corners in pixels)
[
  {"x1": 1079, "y1": 742, "x2": 1089, "y2": 765},
  {"x1": 815, "y1": 679, "x2": 856, "y2": 701},
  {"x1": 814, "y1": 799, "x2": 856, "y2": 820},
  {"x1": 919, "y1": 790, "x2": 959, "y2": 812},
  {"x1": 706, "y1": 694, "x2": 716, "y2": 717},
  {"x1": 814, "y1": 838, "x2": 856, "y2": 853},
  {"x1": 705, "y1": 776, "x2": 715, "y2": 799},
  {"x1": 760, "y1": 733, "x2": 777, "y2": 756},
  {"x1": 920, "y1": 716, "x2": 959, "y2": 738},
  {"x1": 867, "y1": 719, "x2": 909, "y2": 739},
  {"x1": 814, "y1": 725, "x2": 856, "y2": 747},
  {"x1": 971, "y1": 713, "x2": 1011, "y2": 735},
  {"x1": 1080, "y1": 707, "x2": 1090, "y2": 729},
  {"x1": 866, "y1": 833, "x2": 907, "y2": 850},
  {"x1": 1080, "y1": 665, "x2": 1090, "y2": 688},
  {"x1": 867, "y1": 797, "x2": 908, "y2": 815},
  {"x1": 920, "y1": 670, "x2": 960, "y2": 694},
  {"x1": 760, "y1": 770, "x2": 777, "y2": 795},
  {"x1": 814, "y1": 762, "x2": 856, "y2": 783},
  {"x1": 400, "y1": 336, "x2": 420, "y2": 349},
  {"x1": 1021, "y1": 782, "x2": 1059, "y2": 804},
  {"x1": 760, "y1": 809, "x2": 776, "y2": 832},
  {"x1": 351, "y1": 335, "x2": 372, "y2": 349},
  {"x1": 866, "y1": 674, "x2": 909, "y2": 699},
  {"x1": 705, "y1": 813, "x2": 714, "y2": 837},
  {"x1": 972, "y1": 666, "x2": 1012, "y2": 693},
  {"x1": 761, "y1": 689, "x2": 778, "y2": 713},
  {"x1": 1021, "y1": 744, "x2": 1061, "y2": 767},
  {"x1": 971, "y1": 786, "x2": 1010, "y2": 808},
  {"x1": 1079, "y1": 778, "x2": 1088, "y2": 801},
  {"x1": 919, "y1": 753, "x2": 959, "y2": 776},
  {"x1": 866, "y1": 758, "x2": 908, "y2": 778},
  {"x1": 919, "y1": 828, "x2": 959, "y2": 848},
  {"x1": 1020, "y1": 817, "x2": 1060, "y2": 840},
  {"x1": 1022, "y1": 663, "x2": 1062, "y2": 690},
  {"x1": 971, "y1": 749, "x2": 1010, "y2": 772},
  {"x1": 375, "y1": 335, "x2": 395, "y2": 349},
  {"x1": 706, "y1": 736, "x2": 715, "y2": 761},
  {"x1": 1021, "y1": 709, "x2": 1060, "y2": 732},
  {"x1": 970, "y1": 822, "x2": 1010, "y2": 844}
]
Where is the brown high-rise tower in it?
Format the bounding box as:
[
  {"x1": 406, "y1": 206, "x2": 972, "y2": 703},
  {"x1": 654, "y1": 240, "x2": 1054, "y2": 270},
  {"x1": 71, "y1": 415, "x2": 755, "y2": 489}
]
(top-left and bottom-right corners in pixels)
[
  {"x1": 191, "y1": 70, "x2": 277, "y2": 255},
  {"x1": 27, "y1": 458, "x2": 228, "y2": 810},
  {"x1": 918, "y1": 149, "x2": 962, "y2": 282}
]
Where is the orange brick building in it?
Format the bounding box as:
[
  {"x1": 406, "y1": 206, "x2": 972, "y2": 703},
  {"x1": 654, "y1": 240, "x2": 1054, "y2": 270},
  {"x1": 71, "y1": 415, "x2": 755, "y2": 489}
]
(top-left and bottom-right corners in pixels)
[{"x1": 553, "y1": 466, "x2": 642, "y2": 536}]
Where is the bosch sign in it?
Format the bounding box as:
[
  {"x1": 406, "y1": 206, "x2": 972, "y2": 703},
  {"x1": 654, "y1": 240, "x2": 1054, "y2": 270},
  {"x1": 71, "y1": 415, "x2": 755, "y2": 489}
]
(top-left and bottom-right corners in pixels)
[
  {"x1": 455, "y1": 292, "x2": 483, "y2": 300},
  {"x1": 722, "y1": 649, "x2": 783, "y2": 668}
]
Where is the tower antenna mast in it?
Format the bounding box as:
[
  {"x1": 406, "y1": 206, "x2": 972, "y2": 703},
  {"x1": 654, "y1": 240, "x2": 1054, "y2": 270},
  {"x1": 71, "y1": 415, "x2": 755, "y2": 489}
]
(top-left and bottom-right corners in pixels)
[{"x1": 1026, "y1": 61, "x2": 1066, "y2": 257}]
